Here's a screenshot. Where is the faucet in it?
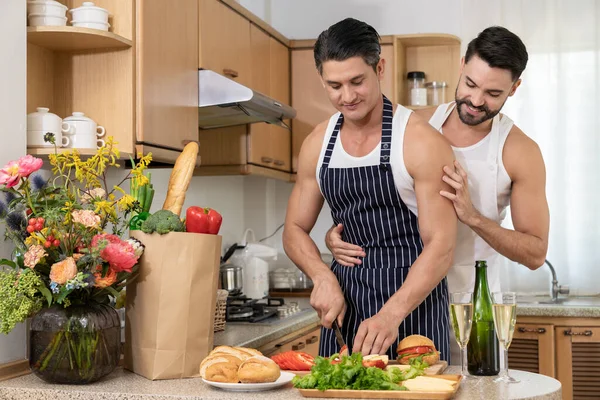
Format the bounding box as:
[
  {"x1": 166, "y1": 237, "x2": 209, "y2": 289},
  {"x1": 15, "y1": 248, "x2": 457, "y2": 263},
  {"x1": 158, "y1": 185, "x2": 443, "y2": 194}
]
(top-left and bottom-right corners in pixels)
[{"x1": 545, "y1": 259, "x2": 569, "y2": 301}]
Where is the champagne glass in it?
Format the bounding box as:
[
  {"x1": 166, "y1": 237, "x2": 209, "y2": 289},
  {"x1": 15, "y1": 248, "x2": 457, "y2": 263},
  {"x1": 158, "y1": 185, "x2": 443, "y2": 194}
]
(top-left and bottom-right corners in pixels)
[
  {"x1": 492, "y1": 292, "x2": 519, "y2": 383},
  {"x1": 450, "y1": 292, "x2": 474, "y2": 380}
]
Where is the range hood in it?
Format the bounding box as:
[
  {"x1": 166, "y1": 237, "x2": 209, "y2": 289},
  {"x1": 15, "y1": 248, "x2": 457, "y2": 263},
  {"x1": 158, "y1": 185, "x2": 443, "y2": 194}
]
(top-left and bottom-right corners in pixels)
[{"x1": 198, "y1": 69, "x2": 296, "y2": 129}]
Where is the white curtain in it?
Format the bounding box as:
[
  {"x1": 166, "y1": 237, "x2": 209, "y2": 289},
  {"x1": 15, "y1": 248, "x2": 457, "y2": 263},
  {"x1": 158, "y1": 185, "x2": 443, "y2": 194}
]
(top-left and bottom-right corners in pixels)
[{"x1": 461, "y1": 0, "x2": 600, "y2": 294}]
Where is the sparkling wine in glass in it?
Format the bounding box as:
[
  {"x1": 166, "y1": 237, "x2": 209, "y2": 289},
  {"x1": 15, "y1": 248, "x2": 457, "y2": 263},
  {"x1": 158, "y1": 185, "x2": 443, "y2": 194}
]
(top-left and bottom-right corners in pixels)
[
  {"x1": 450, "y1": 292, "x2": 474, "y2": 380},
  {"x1": 492, "y1": 292, "x2": 519, "y2": 383}
]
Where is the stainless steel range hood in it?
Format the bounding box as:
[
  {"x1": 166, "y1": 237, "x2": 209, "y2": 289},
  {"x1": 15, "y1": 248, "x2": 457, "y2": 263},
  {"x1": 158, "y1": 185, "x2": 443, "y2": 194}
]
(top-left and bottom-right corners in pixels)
[{"x1": 198, "y1": 69, "x2": 296, "y2": 129}]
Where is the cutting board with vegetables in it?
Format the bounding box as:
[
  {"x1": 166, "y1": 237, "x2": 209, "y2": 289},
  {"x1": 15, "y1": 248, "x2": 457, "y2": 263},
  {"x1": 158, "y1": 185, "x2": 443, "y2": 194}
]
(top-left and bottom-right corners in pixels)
[
  {"x1": 287, "y1": 360, "x2": 447, "y2": 376},
  {"x1": 297, "y1": 375, "x2": 462, "y2": 399}
]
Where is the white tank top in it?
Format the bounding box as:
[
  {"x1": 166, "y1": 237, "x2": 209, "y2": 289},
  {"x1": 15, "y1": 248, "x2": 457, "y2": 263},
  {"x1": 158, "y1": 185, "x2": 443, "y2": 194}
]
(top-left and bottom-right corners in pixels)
[
  {"x1": 316, "y1": 105, "x2": 418, "y2": 215},
  {"x1": 429, "y1": 102, "x2": 513, "y2": 293}
]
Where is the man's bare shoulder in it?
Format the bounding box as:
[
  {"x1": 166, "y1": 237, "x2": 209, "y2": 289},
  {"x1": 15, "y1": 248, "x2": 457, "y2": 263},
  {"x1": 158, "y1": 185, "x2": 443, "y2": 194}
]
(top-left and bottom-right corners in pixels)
[
  {"x1": 503, "y1": 124, "x2": 545, "y2": 180},
  {"x1": 404, "y1": 112, "x2": 454, "y2": 176}
]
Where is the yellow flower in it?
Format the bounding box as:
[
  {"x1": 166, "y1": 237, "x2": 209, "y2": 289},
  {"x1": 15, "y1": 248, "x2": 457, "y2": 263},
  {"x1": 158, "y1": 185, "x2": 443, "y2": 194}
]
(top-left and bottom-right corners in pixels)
[
  {"x1": 116, "y1": 194, "x2": 136, "y2": 212},
  {"x1": 49, "y1": 257, "x2": 78, "y2": 284},
  {"x1": 94, "y1": 200, "x2": 117, "y2": 220}
]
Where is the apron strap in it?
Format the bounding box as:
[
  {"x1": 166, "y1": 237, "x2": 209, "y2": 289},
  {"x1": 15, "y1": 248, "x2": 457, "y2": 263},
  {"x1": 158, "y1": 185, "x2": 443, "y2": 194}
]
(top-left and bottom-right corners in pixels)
[
  {"x1": 321, "y1": 113, "x2": 344, "y2": 169},
  {"x1": 380, "y1": 95, "x2": 393, "y2": 166}
]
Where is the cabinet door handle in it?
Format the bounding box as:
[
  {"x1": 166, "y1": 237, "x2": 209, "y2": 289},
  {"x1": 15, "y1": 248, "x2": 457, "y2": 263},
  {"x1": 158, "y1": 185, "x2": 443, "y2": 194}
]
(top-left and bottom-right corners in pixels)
[
  {"x1": 261, "y1": 157, "x2": 273, "y2": 164},
  {"x1": 306, "y1": 335, "x2": 318, "y2": 344},
  {"x1": 274, "y1": 160, "x2": 285, "y2": 166},
  {"x1": 223, "y1": 68, "x2": 239, "y2": 78},
  {"x1": 292, "y1": 342, "x2": 306, "y2": 351},
  {"x1": 518, "y1": 327, "x2": 546, "y2": 334},
  {"x1": 564, "y1": 329, "x2": 593, "y2": 336}
]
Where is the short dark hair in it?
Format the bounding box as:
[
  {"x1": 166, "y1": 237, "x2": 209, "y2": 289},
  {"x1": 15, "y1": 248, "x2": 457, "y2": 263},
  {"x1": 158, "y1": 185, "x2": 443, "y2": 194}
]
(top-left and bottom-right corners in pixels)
[
  {"x1": 465, "y1": 26, "x2": 528, "y2": 81},
  {"x1": 314, "y1": 18, "x2": 381, "y2": 75}
]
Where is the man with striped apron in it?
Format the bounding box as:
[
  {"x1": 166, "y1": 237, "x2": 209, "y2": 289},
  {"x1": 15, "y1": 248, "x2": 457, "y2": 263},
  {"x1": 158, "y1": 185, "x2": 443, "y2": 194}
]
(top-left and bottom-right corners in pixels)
[
  {"x1": 317, "y1": 96, "x2": 451, "y2": 359},
  {"x1": 283, "y1": 18, "x2": 458, "y2": 360}
]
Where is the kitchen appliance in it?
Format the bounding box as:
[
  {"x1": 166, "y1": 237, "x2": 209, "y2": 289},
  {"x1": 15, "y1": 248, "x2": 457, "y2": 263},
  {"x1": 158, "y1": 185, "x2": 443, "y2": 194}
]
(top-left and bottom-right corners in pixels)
[
  {"x1": 225, "y1": 296, "x2": 303, "y2": 324},
  {"x1": 198, "y1": 69, "x2": 296, "y2": 129},
  {"x1": 219, "y1": 263, "x2": 243, "y2": 296}
]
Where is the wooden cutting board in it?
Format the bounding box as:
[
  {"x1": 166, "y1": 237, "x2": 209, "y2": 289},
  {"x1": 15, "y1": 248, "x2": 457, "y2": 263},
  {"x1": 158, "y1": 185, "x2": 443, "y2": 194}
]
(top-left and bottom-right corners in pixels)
[
  {"x1": 286, "y1": 360, "x2": 448, "y2": 376},
  {"x1": 297, "y1": 374, "x2": 462, "y2": 399}
]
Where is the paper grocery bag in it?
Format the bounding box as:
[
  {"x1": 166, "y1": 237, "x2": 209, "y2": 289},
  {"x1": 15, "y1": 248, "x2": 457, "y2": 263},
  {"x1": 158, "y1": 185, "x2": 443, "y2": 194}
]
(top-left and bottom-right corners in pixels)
[{"x1": 125, "y1": 231, "x2": 222, "y2": 380}]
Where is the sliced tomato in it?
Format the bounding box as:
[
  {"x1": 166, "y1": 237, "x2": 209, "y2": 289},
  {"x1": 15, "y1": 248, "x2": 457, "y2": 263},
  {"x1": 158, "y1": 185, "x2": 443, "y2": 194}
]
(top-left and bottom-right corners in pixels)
[
  {"x1": 362, "y1": 355, "x2": 388, "y2": 369},
  {"x1": 397, "y1": 346, "x2": 433, "y2": 356},
  {"x1": 339, "y1": 345, "x2": 349, "y2": 357},
  {"x1": 271, "y1": 351, "x2": 315, "y2": 371}
]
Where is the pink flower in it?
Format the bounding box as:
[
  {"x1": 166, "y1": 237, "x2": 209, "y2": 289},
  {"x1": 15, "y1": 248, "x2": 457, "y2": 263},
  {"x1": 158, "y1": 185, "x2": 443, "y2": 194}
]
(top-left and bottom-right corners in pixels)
[
  {"x1": 72, "y1": 209, "x2": 101, "y2": 228},
  {"x1": 49, "y1": 257, "x2": 78, "y2": 284},
  {"x1": 24, "y1": 244, "x2": 47, "y2": 269},
  {"x1": 17, "y1": 155, "x2": 43, "y2": 178},
  {"x1": 0, "y1": 161, "x2": 21, "y2": 188},
  {"x1": 91, "y1": 233, "x2": 122, "y2": 249},
  {"x1": 100, "y1": 241, "x2": 138, "y2": 273}
]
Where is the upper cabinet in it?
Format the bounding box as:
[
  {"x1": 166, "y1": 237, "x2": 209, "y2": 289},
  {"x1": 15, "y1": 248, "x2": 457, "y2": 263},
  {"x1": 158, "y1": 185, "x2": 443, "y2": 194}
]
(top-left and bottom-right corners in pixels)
[
  {"x1": 198, "y1": 0, "x2": 252, "y2": 87},
  {"x1": 26, "y1": 0, "x2": 200, "y2": 164},
  {"x1": 196, "y1": 1, "x2": 292, "y2": 179}
]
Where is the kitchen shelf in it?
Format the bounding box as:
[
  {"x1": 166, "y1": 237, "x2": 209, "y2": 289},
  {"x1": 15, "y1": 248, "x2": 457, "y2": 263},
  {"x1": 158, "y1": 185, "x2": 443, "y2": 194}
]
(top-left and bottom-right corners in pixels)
[
  {"x1": 27, "y1": 147, "x2": 132, "y2": 158},
  {"x1": 27, "y1": 26, "x2": 132, "y2": 51}
]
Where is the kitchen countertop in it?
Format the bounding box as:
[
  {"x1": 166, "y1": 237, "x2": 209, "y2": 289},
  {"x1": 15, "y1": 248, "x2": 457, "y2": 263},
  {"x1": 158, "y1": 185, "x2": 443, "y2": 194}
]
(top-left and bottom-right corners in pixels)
[
  {"x1": 213, "y1": 297, "x2": 319, "y2": 349},
  {"x1": 0, "y1": 366, "x2": 561, "y2": 400}
]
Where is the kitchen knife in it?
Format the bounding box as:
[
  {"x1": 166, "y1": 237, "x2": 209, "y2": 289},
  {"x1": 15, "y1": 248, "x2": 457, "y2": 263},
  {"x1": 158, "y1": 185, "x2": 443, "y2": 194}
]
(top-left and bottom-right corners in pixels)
[{"x1": 332, "y1": 320, "x2": 349, "y2": 354}]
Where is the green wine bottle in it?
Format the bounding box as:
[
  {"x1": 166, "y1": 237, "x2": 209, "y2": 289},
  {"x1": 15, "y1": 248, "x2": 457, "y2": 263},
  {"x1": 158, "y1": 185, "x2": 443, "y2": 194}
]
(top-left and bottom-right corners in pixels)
[{"x1": 467, "y1": 260, "x2": 500, "y2": 375}]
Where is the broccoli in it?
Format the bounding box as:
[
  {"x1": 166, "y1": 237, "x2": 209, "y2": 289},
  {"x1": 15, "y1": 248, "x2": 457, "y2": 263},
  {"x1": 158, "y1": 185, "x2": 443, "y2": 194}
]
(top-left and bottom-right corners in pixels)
[{"x1": 140, "y1": 210, "x2": 185, "y2": 235}]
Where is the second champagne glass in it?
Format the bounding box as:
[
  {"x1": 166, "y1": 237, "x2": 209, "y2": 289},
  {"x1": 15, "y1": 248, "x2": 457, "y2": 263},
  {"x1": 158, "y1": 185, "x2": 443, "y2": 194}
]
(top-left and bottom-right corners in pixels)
[
  {"x1": 450, "y1": 292, "x2": 474, "y2": 380},
  {"x1": 492, "y1": 292, "x2": 519, "y2": 383}
]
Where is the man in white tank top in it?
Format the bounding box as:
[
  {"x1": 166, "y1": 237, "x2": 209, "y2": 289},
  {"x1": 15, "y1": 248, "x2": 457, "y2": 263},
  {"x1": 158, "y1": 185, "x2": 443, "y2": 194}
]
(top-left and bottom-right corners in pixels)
[
  {"x1": 326, "y1": 27, "x2": 550, "y2": 364},
  {"x1": 283, "y1": 18, "x2": 458, "y2": 358}
]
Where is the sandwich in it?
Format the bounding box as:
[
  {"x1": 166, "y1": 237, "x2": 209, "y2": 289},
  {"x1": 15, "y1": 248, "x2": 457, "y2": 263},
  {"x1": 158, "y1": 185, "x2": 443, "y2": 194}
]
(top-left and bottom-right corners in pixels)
[{"x1": 396, "y1": 334, "x2": 439, "y2": 365}]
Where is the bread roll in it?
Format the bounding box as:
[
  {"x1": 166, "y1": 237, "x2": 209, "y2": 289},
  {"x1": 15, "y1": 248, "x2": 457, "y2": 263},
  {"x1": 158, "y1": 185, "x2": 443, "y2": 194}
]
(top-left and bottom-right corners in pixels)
[
  {"x1": 200, "y1": 356, "x2": 239, "y2": 383},
  {"x1": 210, "y1": 346, "x2": 250, "y2": 361},
  {"x1": 234, "y1": 346, "x2": 263, "y2": 358},
  {"x1": 397, "y1": 334, "x2": 440, "y2": 365},
  {"x1": 200, "y1": 353, "x2": 243, "y2": 376},
  {"x1": 237, "y1": 356, "x2": 281, "y2": 383}
]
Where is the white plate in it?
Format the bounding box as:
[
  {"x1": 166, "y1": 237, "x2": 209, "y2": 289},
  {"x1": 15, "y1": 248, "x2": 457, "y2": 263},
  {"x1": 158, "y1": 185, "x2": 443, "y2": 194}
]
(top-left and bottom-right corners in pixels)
[{"x1": 202, "y1": 371, "x2": 295, "y2": 392}]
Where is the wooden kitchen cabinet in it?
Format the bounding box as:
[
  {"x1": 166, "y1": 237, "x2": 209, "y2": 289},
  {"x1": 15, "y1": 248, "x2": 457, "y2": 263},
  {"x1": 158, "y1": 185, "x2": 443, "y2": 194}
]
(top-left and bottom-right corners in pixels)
[
  {"x1": 556, "y1": 325, "x2": 600, "y2": 400},
  {"x1": 259, "y1": 325, "x2": 321, "y2": 358},
  {"x1": 508, "y1": 322, "x2": 555, "y2": 377},
  {"x1": 198, "y1": 0, "x2": 251, "y2": 87},
  {"x1": 290, "y1": 41, "x2": 395, "y2": 173},
  {"x1": 26, "y1": 0, "x2": 201, "y2": 164}
]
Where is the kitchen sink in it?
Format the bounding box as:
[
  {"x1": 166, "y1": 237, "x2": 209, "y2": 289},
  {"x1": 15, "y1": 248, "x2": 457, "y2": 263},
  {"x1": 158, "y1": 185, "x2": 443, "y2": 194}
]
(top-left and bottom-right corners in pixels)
[{"x1": 517, "y1": 296, "x2": 600, "y2": 307}]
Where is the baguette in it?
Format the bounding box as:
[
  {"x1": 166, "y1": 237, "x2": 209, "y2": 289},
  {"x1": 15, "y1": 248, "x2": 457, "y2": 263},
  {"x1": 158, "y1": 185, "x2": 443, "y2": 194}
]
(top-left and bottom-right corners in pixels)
[{"x1": 162, "y1": 141, "x2": 199, "y2": 216}]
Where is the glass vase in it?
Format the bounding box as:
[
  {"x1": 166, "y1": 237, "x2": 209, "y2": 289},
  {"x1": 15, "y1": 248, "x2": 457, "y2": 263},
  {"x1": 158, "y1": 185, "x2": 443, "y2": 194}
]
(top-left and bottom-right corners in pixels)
[{"x1": 29, "y1": 303, "x2": 121, "y2": 384}]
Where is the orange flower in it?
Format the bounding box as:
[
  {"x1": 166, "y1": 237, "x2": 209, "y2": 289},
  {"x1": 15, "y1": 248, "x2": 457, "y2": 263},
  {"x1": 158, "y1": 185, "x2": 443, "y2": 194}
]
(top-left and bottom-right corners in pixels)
[
  {"x1": 24, "y1": 244, "x2": 47, "y2": 269},
  {"x1": 72, "y1": 209, "x2": 101, "y2": 228},
  {"x1": 94, "y1": 266, "x2": 117, "y2": 288},
  {"x1": 49, "y1": 257, "x2": 78, "y2": 284}
]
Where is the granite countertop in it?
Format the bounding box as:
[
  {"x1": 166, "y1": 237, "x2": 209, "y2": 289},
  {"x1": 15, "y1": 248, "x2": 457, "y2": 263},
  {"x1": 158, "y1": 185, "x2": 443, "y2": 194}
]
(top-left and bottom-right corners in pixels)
[
  {"x1": 0, "y1": 366, "x2": 561, "y2": 400},
  {"x1": 516, "y1": 296, "x2": 600, "y2": 318},
  {"x1": 213, "y1": 297, "x2": 320, "y2": 349}
]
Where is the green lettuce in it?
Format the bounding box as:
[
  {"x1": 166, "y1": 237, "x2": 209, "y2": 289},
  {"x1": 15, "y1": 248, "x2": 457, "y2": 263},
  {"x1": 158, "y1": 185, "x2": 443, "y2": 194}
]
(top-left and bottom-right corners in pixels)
[{"x1": 292, "y1": 352, "x2": 428, "y2": 391}]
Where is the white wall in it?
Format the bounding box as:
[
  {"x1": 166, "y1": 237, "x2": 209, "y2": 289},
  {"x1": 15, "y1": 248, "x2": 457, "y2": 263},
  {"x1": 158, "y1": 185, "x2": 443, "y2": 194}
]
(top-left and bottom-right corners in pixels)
[{"x1": 0, "y1": 0, "x2": 27, "y2": 364}]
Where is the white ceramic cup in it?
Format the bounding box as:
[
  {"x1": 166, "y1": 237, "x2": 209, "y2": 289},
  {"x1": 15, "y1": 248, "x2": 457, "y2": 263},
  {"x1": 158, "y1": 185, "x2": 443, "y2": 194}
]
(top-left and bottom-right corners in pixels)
[
  {"x1": 27, "y1": 107, "x2": 66, "y2": 133},
  {"x1": 28, "y1": 13, "x2": 67, "y2": 26},
  {"x1": 27, "y1": 130, "x2": 70, "y2": 148},
  {"x1": 65, "y1": 134, "x2": 104, "y2": 149},
  {"x1": 62, "y1": 112, "x2": 105, "y2": 137},
  {"x1": 70, "y1": 20, "x2": 110, "y2": 31},
  {"x1": 68, "y1": 2, "x2": 110, "y2": 24},
  {"x1": 27, "y1": 0, "x2": 68, "y2": 18}
]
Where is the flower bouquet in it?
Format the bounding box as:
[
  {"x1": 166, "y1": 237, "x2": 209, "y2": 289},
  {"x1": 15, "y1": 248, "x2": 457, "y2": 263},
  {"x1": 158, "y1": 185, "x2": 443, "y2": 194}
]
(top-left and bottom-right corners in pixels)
[{"x1": 0, "y1": 136, "x2": 152, "y2": 384}]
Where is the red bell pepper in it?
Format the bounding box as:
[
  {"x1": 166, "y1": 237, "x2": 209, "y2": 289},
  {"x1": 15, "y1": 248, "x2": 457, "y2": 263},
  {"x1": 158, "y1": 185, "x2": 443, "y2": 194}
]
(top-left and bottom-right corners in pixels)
[{"x1": 185, "y1": 206, "x2": 222, "y2": 234}]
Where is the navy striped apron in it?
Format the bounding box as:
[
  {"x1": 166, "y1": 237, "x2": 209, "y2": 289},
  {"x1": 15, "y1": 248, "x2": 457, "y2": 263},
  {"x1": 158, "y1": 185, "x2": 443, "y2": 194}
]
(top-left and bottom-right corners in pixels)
[{"x1": 318, "y1": 96, "x2": 450, "y2": 362}]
